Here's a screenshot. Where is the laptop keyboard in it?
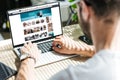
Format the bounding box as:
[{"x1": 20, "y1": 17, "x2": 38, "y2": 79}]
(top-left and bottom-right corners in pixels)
[
  {"x1": 17, "y1": 40, "x2": 53, "y2": 54},
  {"x1": 16, "y1": 40, "x2": 77, "y2": 67},
  {"x1": 37, "y1": 40, "x2": 53, "y2": 53}
]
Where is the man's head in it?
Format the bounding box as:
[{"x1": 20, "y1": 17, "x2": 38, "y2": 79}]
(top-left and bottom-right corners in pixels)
[{"x1": 76, "y1": 0, "x2": 120, "y2": 51}]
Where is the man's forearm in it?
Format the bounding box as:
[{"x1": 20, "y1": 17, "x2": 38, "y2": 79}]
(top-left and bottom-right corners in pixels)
[
  {"x1": 73, "y1": 41, "x2": 95, "y2": 57},
  {"x1": 16, "y1": 58, "x2": 36, "y2": 80}
]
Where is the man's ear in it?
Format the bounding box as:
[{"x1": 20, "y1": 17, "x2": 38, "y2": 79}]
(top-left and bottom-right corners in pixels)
[{"x1": 81, "y1": 1, "x2": 90, "y2": 21}]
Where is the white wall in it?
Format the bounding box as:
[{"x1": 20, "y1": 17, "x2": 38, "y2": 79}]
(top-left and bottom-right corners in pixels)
[
  {"x1": 31, "y1": 0, "x2": 70, "y2": 22},
  {"x1": 60, "y1": 5, "x2": 69, "y2": 22}
]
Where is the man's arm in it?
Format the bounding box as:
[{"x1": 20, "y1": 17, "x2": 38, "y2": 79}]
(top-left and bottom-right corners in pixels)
[
  {"x1": 16, "y1": 58, "x2": 36, "y2": 80},
  {"x1": 16, "y1": 42, "x2": 39, "y2": 80}
]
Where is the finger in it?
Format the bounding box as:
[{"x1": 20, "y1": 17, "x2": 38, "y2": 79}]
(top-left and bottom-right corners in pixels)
[
  {"x1": 55, "y1": 35, "x2": 63, "y2": 39},
  {"x1": 21, "y1": 47, "x2": 29, "y2": 54},
  {"x1": 24, "y1": 43, "x2": 31, "y2": 50},
  {"x1": 20, "y1": 47, "x2": 24, "y2": 53},
  {"x1": 29, "y1": 42, "x2": 38, "y2": 49},
  {"x1": 52, "y1": 39, "x2": 63, "y2": 47},
  {"x1": 33, "y1": 43, "x2": 37, "y2": 47},
  {"x1": 52, "y1": 46, "x2": 62, "y2": 53},
  {"x1": 24, "y1": 43, "x2": 28, "y2": 48},
  {"x1": 33, "y1": 43, "x2": 39, "y2": 50},
  {"x1": 28, "y1": 42, "x2": 33, "y2": 48}
]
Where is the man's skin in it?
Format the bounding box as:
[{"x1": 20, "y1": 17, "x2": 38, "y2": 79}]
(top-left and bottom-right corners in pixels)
[
  {"x1": 16, "y1": 43, "x2": 39, "y2": 80},
  {"x1": 16, "y1": 0, "x2": 120, "y2": 80},
  {"x1": 52, "y1": 35, "x2": 95, "y2": 56}
]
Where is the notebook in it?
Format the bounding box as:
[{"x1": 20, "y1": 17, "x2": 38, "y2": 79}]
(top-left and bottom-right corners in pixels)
[
  {"x1": 0, "y1": 62, "x2": 17, "y2": 80},
  {"x1": 8, "y1": 2, "x2": 76, "y2": 67}
]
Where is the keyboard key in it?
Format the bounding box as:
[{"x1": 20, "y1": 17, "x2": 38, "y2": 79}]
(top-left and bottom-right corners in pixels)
[
  {"x1": 37, "y1": 40, "x2": 53, "y2": 53},
  {"x1": 17, "y1": 48, "x2": 21, "y2": 53}
]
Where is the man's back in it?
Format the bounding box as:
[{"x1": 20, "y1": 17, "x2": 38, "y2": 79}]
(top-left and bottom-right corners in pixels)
[{"x1": 50, "y1": 50, "x2": 120, "y2": 80}]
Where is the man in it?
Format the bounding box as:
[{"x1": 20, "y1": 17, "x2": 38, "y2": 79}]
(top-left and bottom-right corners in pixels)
[{"x1": 16, "y1": 0, "x2": 120, "y2": 80}]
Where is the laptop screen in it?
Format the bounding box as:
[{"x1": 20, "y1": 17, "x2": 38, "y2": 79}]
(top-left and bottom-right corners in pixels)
[{"x1": 8, "y1": 2, "x2": 62, "y2": 47}]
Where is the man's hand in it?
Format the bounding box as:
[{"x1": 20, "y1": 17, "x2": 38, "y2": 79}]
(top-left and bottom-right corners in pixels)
[
  {"x1": 21, "y1": 42, "x2": 40, "y2": 63},
  {"x1": 16, "y1": 42, "x2": 39, "y2": 80},
  {"x1": 52, "y1": 35, "x2": 78, "y2": 54},
  {"x1": 52, "y1": 35, "x2": 95, "y2": 57}
]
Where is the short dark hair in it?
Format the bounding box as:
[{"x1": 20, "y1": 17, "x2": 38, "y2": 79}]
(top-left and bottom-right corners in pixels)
[{"x1": 84, "y1": 0, "x2": 120, "y2": 17}]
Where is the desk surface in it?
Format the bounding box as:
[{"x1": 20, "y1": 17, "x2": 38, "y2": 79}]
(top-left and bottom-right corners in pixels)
[{"x1": 0, "y1": 24, "x2": 93, "y2": 80}]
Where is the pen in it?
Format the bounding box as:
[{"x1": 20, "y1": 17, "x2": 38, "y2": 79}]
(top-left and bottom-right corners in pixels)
[{"x1": 56, "y1": 44, "x2": 62, "y2": 48}]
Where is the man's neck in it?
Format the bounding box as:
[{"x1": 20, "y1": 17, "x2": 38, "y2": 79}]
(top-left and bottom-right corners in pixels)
[
  {"x1": 93, "y1": 18, "x2": 120, "y2": 52},
  {"x1": 109, "y1": 19, "x2": 120, "y2": 51}
]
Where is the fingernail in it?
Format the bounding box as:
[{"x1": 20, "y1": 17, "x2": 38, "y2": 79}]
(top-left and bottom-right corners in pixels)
[{"x1": 52, "y1": 47, "x2": 54, "y2": 49}]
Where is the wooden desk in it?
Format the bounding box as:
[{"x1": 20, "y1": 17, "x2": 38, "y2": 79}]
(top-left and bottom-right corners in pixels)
[{"x1": 0, "y1": 24, "x2": 93, "y2": 80}]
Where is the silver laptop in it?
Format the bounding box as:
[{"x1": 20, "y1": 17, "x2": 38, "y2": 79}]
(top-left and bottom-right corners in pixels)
[{"x1": 8, "y1": 2, "x2": 75, "y2": 67}]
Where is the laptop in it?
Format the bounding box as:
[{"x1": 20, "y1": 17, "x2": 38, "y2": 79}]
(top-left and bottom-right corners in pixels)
[{"x1": 8, "y1": 2, "x2": 76, "y2": 67}]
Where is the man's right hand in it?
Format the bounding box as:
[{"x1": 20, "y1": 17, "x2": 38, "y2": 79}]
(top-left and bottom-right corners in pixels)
[
  {"x1": 52, "y1": 35, "x2": 76, "y2": 54},
  {"x1": 52, "y1": 35, "x2": 95, "y2": 57}
]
